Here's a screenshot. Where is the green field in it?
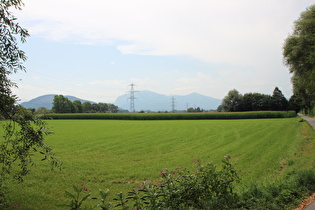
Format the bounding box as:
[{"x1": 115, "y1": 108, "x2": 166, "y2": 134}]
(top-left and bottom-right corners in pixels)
[{"x1": 3, "y1": 117, "x2": 315, "y2": 209}]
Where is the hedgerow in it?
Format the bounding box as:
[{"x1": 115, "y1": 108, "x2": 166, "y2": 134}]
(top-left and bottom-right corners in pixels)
[{"x1": 41, "y1": 111, "x2": 296, "y2": 120}]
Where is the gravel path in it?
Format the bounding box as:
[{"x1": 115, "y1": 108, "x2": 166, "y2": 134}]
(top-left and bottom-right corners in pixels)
[{"x1": 299, "y1": 114, "x2": 315, "y2": 130}]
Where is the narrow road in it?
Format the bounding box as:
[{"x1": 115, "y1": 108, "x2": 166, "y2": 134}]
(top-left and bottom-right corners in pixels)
[
  {"x1": 299, "y1": 114, "x2": 315, "y2": 130},
  {"x1": 297, "y1": 114, "x2": 315, "y2": 210}
]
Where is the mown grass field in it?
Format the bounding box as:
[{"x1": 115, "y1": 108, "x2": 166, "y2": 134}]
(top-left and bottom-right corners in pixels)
[{"x1": 3, "y1": 117, "x2": 315, "y2": 209}]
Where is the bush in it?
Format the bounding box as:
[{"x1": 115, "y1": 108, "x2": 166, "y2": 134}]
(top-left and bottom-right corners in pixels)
[
  {"x1": 61, "y1": 158, "x2": 315, "y2": 209},
  {"x1": 238, "y1": 170, "x2": 315, "y2": 209},
  {"x1": 126, "y1": 156, "x2": 239, "y2": 209},
  {"x1": 61, "y1": 156, "x2": 240, "y2": 209},
  {"x1": 295, "y1": 170, "x2": 315, "y2": 192}
]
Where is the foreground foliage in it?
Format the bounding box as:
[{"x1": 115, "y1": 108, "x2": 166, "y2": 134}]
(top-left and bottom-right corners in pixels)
[
  {"x1": 61, "y1": 157, "x2": 315, "y2": 209},
  {"x1": 238, "y1": 169, "x2": 315, "y2": 209},
  {"x1": 0, "y1": 0, "x2": 60, "y2": 207},
  {"x1": 62, "y1": 156, "x2": 240, "y2": 209},
  {"x1": 0, "y1": 107, "x2": 60, "y2": 207}
]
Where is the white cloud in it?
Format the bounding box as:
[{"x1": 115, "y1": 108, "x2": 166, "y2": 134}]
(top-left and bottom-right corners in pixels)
[
  {"x1": 18, "y1": 0, "x2": 311, "y2": 65},
  {"x1": 11, "y1": 0, "x2": 312, "y2": 102}
]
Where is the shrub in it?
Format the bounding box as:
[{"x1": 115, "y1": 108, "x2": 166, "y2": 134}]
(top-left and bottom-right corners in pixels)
[
  {"x1": 238, "y1": 170, "x2": 315, "y2": 209},
  {"x1": 126, "y1": 156, "x2": 239, "y2": 209},
  {"x1": 61, "y1": 156, "x2": 240, "y2": 209},
  {"x1": 295, "y1": 170, "x2": 315, "y2": 192},
  {"x1": 60, "y1": 157, "x2": 315, "y2": 209}
]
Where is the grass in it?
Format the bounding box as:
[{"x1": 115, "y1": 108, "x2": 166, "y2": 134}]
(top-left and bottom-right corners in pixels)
[
  {"x1": 42, "y1": 111, "x2": 297, "y2": 120},
  {"x1": 2, "y1": 117, "x2": 315, "y2": 209}
]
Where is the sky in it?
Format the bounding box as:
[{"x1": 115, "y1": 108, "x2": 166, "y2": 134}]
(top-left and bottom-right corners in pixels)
[{"x1": 9, "y1": 0, "x2": 314, "y2": 103}]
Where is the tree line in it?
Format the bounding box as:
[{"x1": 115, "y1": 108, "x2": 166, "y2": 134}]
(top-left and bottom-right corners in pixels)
[
  {"x1": 52, "y1": 95, "x2": 119, "y2": 113},
  {"x1": 219, "y1": 4, "x2": 315, "y2": 115},
  {"x1": 217, "y1": 87, "x2": 297, "y2": 112},
  {"x1": 187, "y1": 107, "x2": 206, "y2": 112}
]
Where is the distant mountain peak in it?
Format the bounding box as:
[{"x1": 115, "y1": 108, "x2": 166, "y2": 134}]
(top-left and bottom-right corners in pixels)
[
  {"x1": 186, "y1": 92, "x2": 200, "y2": 96},
  {"x1": 20, "y1": 94, "x2": 95, "y2": 109},
  {"x1": 21, "y1": 91, "x2": 221, "y2": 111},
  {"x1": 115, "y1": 91, "x2": 221, "y2": 112}
]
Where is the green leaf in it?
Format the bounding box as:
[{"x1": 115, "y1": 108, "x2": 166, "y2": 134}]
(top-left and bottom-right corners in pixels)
[
  {"x1": 56, "y1": 204, "x2": 71, "y2": 207},
  {"x1": 99, "y1": 189, "x2": 109, "y2": 199},
  {"x1": 80, "y1": 193, "x2": 91, "y2": 203},
  {"x1": 64, "y1": 190, "x2": 75, "y2": 199}
]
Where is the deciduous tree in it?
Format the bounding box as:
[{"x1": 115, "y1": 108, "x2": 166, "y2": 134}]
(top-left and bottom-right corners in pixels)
[
  {"x1": 72, "y1": 100, "x2": 83, "y2": 113},
  {"x1": 242, "y1": 93, "x2": 272, "y2": 111},
  {"x1": 221, "y1": 89, "x2": 243, "y2": 112},
  {"x1": 52, "y1": 95, "x2": 72, "y2": 113},
  {"x1": 108, "y1": 103, "x2": 119, "y2": 113},
  {"x1": 0, "y1": 0, "x2": 59, "y2": 205},
  {"x1": 283, "y1": 5, "x2": 315, "y2": 114},
  {"x1": 288, "y1": 94, "x2": 302, "y2": 113},
  {"x1": 82, "y1": 101, "x2": 92, "y2": 113}
]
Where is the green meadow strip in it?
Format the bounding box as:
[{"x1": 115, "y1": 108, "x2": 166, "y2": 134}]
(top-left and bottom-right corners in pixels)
[
  {"x1": 4, "y1": 117, "x2": 315, "y2": 209},
  {"x1": 42, "y1": 111, "x2": 296, "y2": 120}
]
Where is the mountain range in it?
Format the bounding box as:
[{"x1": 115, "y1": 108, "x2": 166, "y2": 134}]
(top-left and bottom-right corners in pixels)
[
  {"x1": 115, "y1": 91, "x2": 221, "y2": 111},
  {"x1": 20, "y1": 91, "x2": 221, "y2": 111},
  {"x1": 20, "y1": 94, "x2": 95, "y2": 109}
]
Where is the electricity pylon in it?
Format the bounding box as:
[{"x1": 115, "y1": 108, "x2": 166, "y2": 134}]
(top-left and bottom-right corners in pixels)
[
  {"x1": 128, "y1": 83, "x2": 137, "y2": 112},
  {"x1": 171, "y1": 96, "x2": 176, "y2": 113}
]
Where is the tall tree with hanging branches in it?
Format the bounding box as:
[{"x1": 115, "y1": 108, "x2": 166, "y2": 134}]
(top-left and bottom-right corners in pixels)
[
  {"x1": 283, "y1": 4, "x2": 315, "y2": 114},
  {"x1": 0, "y1": 0, "x2": 60, "y2": 206}
]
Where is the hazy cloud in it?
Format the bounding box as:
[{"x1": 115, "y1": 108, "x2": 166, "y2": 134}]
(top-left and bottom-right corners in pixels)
[
  {"x1": 11, "y1": 0, "x2": 313, "y2": 102},
  {"x1": 19, "y1": 0, "x2": 310, "y2": 65}
]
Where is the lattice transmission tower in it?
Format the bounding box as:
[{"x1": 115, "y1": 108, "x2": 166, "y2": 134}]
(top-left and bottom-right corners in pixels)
[
  {"x1": 127, "y1": 83, "x2": 137, "y2": 112},
  {"x1": 171, "y1": 96, "x2": 176, "y2": 113}
]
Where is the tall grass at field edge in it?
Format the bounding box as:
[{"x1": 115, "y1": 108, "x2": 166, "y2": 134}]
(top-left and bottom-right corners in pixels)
[{"x1": 42, "y1": 111, "x2": 297, "y2": 120}]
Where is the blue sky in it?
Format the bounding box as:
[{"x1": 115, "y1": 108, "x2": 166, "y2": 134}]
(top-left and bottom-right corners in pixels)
[{"x1": 10, "y1": 0, "x2": 314, "y2": 103}]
